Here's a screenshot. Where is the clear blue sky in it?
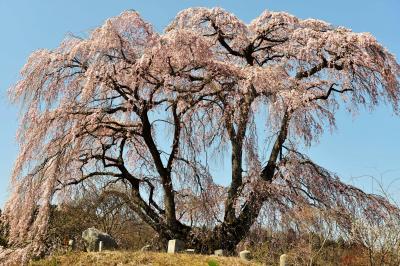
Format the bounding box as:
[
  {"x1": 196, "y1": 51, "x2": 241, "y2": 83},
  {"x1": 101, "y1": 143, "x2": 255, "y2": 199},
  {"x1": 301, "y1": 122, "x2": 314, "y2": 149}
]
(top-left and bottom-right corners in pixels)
[{"x1": 1, "y1": 0, "x2": 399, "y2": 208}]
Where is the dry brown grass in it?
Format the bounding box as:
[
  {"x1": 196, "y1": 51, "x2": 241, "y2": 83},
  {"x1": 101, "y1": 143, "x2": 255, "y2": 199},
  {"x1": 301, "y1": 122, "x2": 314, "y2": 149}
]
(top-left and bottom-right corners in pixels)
[{"x1": 29, "y1": 251, "x2": 261, "y2": 266}]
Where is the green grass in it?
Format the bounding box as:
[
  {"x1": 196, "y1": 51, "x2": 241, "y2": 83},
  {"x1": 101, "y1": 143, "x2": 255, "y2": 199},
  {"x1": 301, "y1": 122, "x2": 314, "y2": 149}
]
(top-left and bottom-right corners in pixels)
[{"x1": 207, "y1": 259, "x2": 220, "y2": 266}]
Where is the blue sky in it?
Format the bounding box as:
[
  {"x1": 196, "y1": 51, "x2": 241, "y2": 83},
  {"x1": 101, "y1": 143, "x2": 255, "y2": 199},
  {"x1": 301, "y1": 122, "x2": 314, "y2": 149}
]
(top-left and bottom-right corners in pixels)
[{"x1": 0, "y1": 0, "x2": 399, "y2": 207}]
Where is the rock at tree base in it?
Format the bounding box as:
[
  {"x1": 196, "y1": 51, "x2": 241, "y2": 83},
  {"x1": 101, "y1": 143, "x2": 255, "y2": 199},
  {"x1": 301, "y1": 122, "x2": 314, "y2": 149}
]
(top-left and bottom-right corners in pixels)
[
  {"x1": 239, "y1": 250, "x2": 251, "y2": 261},
  {"x1": 82, "y1": 227, "x2": 117, "y2": 252},
  {"x1": 167, "y1": 239, "x2": 185, "y2": 253}
]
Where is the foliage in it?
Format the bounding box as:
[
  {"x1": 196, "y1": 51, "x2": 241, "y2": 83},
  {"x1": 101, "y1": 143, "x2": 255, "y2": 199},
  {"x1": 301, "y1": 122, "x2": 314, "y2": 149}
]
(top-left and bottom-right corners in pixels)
[
  {"x1": 351, "y1": 215, "x2": 400, "y2": 265},
  {"x1": 246, "y1": 204, "x2": 400, "y2": 265},
  {"x1": 207, "y1": 259, "x2": 220, "y2": 266},
  {"x1": 3, "y1": 7, "x2": 400, "y2": 261},
  {"x1": 45, "y1": 188, "x2": 155, "y2": 253},
  {"x1": 0, "y1": 209, "x2": 9, "y2": 248},
  {"x1": 249, "y1": 229, "x2": 366, "y2": 265}
]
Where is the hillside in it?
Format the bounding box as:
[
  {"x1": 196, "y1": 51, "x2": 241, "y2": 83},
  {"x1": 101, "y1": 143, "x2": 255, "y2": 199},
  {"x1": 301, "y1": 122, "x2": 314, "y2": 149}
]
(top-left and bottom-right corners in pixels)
[{"x1": 29, "y1": 251, "x2": 262, "y2": 266}]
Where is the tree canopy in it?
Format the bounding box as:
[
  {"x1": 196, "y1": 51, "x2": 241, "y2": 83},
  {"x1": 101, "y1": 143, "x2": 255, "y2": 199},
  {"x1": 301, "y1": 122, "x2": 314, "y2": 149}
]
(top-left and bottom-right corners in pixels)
[{"x1": 2, "y1": 7, "x2": 400, "y2": 259}]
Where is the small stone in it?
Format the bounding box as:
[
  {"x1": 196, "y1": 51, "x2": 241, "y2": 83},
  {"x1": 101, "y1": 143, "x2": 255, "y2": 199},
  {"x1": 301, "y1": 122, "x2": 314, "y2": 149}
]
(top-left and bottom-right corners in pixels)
[
  {"x1": 67, "y1": 240, "x2": 75, "y2": 251},
  {"x1": 214, "y1": 249, "x2": 226, "y2": 256},
  {"x1": 185, "y1": 248, "x2": 195, "y2": 253},
  {"x1": 239, "y1": 250, "x2": 252, "y2": 261},
  {"x1": 167, "y1": 239, "x2": 185, "y2": 253}
]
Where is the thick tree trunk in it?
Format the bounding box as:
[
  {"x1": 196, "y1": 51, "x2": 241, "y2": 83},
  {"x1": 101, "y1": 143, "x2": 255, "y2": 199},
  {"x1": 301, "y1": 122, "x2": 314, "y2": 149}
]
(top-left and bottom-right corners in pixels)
[
  {"x1": 147, "y1": 110, "x2": 290, "y2": 254},
  {"x1": 143, "y1": 221, "x2": 260, "y2": 255},
  {"x1": 224, "y1": 140, "x2": 243, "y2": 224},
  {"x1": 178, "y1": 212, "x2": 262, "y2": 254}
]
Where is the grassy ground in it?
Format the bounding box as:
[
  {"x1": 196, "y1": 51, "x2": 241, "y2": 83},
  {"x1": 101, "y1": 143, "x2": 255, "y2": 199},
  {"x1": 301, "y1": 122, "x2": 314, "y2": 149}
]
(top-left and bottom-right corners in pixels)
[{"x1": 29, "y1": 251, "x2": 262, "y2": 266}]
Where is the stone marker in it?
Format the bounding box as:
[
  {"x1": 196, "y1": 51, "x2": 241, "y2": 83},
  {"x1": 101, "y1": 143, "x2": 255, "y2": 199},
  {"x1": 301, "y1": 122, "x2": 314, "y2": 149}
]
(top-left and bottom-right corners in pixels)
[
  {"x1": 167, "y1": 239, "x2": 185, "y2": 253},
  {"x1": 141, "y1": 244, "x2": 151, "y2": 252},
  {"x1": 186, "y1": 249, "x2": 195, "y2": 253},
  {"x1": 67, "y1": 239, "x2": 75, "y2": 251},
  {"x1": 99, "y1": 241, "x2": 103, "y2": 252},
  {"x1": 214, "y1": 249, "x2": 226, "y2": 256},
  {"x1": 239, "y1": 250, "x2": 252, "y2": 261},
  {"x1": 82, "y1": 227, "x2": 118, "y2": 252},
  {"x1": 280, "y1": 254, "x2": 288, "y2": 266}
]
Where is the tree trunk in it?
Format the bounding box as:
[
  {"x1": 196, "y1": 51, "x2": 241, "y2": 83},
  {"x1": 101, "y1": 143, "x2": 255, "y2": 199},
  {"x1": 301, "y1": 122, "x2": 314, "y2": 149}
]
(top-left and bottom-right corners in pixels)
[{"x1": 133, "y1": 110, "x2": 290, "y2": 254}]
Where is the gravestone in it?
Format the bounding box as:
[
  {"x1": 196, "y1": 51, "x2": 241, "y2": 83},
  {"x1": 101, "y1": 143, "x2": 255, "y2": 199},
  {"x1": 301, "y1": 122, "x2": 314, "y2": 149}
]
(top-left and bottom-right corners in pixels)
[
  {"x1": 239, "y1": 250, "x2": 252, "y2": 261},
  {"x1": 167, "y1": 239, "x2": 185, "y2": 253},
  {"x1": 67, "y1": 239, "x2": 75, "y2": 251},
  {"x1": 214, "y1": 249, "x2": 226, "y2": 256},
  {"x1": 280, "y1": 254, "x2": 288, "y2": 266},
  {"x1": 82, "y1": 227, "x2": 118, "y2": 252}
]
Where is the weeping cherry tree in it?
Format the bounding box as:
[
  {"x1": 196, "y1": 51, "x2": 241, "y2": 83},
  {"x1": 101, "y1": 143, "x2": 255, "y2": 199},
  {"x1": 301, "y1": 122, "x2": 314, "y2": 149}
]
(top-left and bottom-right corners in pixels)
[{"x1": 2, "y1": 8, "x2": 400, "y2": 259}]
